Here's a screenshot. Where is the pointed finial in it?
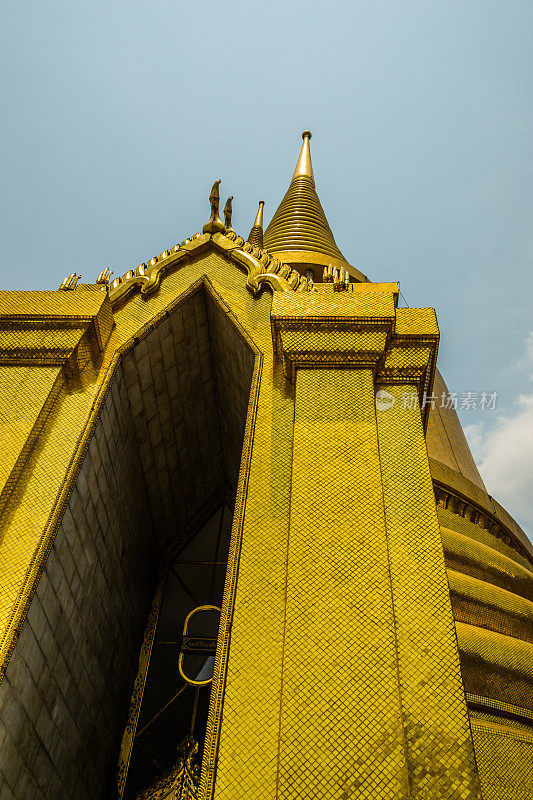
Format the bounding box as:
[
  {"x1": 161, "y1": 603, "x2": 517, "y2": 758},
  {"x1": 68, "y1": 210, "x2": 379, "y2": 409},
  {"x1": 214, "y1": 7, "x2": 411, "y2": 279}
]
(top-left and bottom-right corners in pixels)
[
  {"x1": 248, "y1": 200, "x2": 265, "y2": 249},
  {"x1": 254, "y1": 200, "x2": 264, "y2": 228},
  {"x1": 203, "y1": 178, "x2": 225, "y2": 234},
  {"x1": 223, "y1": 195, "x2": 234, "y2": 233},
  {"x1": 292, "y1": 130, "x2": 314, "y2": 182}
]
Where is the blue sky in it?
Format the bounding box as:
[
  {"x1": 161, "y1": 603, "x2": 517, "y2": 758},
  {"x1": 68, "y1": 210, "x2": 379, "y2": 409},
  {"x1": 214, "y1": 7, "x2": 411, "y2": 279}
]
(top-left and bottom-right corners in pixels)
[{"x1": 1, "y1": 1, "x2": 532, "y2": 532}]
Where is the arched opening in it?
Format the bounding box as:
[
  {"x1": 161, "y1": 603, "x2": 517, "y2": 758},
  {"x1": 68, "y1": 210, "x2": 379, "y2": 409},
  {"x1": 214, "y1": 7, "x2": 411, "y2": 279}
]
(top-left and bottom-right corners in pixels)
[{"x1": 4, "y1": 282, "x2": 256, "y2": 800}]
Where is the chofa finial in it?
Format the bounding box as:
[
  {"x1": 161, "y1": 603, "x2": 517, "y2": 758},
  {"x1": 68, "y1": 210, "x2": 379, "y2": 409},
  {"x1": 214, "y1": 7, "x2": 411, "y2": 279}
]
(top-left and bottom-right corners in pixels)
[
  {"x1": 223, "y1": 195, "x2": 234, "y2": 233},
  {"x1": 203, "y1": 179, "x2": 225, "y2": 234}
]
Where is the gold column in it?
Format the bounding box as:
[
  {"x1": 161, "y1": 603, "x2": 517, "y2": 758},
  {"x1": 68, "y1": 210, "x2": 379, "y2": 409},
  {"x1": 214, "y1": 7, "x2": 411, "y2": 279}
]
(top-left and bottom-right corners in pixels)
[
  {"x1": 376, "y1": 384, "x2": 482, "y2": 798},
  {"x1": 280, "y1": 368, "x2": 409, "y2": 797},
  {"x1": 206, "y1": 287, "x2": 483, "y2": 799}
]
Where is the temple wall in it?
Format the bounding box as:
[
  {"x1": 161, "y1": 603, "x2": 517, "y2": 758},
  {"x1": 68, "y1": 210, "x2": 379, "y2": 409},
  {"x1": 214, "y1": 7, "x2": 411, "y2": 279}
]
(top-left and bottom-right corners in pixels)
[
  {"x1": 120, "y1": 287, "x2": 226, "y2": 548},
  {"x1": 0, "y1": 363, "x2": 156, "y2": 800},
  {"x1": 0, "y1": 278, "x2": 257, "y2": 800},
  {"x1": 0, "y1": 243, "x2": 530, "y2": 799},
  {"x1": 205, "y1": 288, "x2": 256, "y2": 489}
]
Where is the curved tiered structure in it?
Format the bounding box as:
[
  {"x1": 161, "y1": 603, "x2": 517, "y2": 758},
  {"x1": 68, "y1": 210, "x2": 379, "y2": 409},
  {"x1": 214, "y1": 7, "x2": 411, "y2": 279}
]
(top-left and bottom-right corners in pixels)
[
  {"x1": 247, "y1": 200, "x2": 265, "y2": 249},
  {"x1": 427, "y1": 370, "x2": 533, "y2": 787},
  {"x1": 264, "y1": 131, "x2": 368, "y2": 282}
]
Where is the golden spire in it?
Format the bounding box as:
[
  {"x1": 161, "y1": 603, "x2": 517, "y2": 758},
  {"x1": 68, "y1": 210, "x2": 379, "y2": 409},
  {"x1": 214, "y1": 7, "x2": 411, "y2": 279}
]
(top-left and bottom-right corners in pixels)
[
  {"x1": 264, "y1": 131, "x2": 366, "y2": 281},
  {"x1": 292, "y1": 130, "x2": 314, "y2": 181},
  {"x1": 248, "y1": 201, "x2": 265, "y2": 248}
]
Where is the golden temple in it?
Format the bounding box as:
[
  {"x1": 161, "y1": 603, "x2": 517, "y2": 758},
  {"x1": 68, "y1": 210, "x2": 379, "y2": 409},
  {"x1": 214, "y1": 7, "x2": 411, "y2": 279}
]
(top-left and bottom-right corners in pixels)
[{"x1": 0, "y1": 131, "x2": 531, "y2": 800}]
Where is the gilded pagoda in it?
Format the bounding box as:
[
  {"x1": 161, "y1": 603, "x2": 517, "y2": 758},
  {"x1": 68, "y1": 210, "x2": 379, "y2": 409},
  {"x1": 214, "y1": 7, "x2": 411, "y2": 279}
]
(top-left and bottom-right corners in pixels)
[{"x1": 0, "y1": 132, "x2": 531, "y2": 800}]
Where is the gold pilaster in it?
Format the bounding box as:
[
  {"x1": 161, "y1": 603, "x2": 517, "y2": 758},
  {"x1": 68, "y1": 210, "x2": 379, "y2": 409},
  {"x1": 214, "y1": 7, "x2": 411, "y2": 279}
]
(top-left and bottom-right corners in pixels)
[
  {"x1": 206, "y1": 285, "x2": 483, "y2": 798},
  {"x1": 280, "y1": 368, "x2": 409, "y2": 797},
  {"x1": 376, "y1": 384, "x2": 482, "y2": 797}
]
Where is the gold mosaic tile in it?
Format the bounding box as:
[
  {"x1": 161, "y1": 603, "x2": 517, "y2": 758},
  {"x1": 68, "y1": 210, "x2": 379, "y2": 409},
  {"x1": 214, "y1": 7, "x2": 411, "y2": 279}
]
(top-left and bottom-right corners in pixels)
[
  {"x1": 448, "y1": 568, "x2": 533, "y2": 643},
  {"x1": 376, "y1": 384, "x2": 482, "y2": 798},
  {"x1": 279, "y1": 369, "x2": 408, "y2": 799},
  {"x1": 457, "y1": 621, "x2": 533, "y2": 710},
  {"x1": 471, "y1": 718, "x2": 533, "y2": 800},
  {"x1": 0, "y1": 236, "x2": 530, "y2": 798}
]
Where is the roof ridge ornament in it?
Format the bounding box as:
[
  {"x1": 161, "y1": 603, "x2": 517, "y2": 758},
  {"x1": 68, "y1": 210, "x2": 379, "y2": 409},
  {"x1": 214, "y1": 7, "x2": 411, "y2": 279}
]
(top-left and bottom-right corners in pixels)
[
  {"x1": 58, "y1": 273, "x2": 81, "y2": 291},
  {"x1": 96, "y1": 268, "x2": 113, "y2": 286},
  {"x1": 292, "y1": 130, "x2": 314, "y2": 182},
  {"x1": 203, "y1": 179, "x2": 225, "y2": 234},
  {"x1": 223, "y1": 195, "x2": 234, "y2": 234},
  {"x1": 103, "y1": 228, "x2": 312, "y2": 309}
]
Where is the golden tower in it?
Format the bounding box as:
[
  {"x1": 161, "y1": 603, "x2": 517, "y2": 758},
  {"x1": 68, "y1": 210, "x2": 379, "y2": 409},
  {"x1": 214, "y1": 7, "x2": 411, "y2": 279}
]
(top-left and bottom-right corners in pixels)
[{"x1": 0, "y1": 132, "x2": 531, "y2": 800}]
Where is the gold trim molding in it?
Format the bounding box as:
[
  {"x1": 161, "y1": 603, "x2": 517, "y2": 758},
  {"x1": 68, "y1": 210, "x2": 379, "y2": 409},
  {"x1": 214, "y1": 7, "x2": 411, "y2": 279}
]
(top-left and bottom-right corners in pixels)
[
  {"x1": 90, "y1": 230, "x2": 312, "y2": 311},
  {"x1": 270, "y1": 289, "x2": 439, "y2": 429}
]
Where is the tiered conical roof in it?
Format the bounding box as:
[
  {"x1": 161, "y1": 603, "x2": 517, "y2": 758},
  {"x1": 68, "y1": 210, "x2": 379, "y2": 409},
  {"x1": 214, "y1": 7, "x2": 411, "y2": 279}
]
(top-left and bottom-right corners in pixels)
[{"x1": 264, "y1": 131, "x2": 366, "y2": 281}]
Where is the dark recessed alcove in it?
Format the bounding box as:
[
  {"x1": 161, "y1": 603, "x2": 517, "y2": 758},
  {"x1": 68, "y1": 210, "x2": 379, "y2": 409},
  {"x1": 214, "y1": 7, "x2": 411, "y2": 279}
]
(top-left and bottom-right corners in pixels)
[{"x1": 1, "y1": 284, "x2": 255, "y2": 800}]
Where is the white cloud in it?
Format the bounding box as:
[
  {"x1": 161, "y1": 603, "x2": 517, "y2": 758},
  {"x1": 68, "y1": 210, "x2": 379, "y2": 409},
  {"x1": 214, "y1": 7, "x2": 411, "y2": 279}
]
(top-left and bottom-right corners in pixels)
[{"x1": 464, "y1": 334, "x2": 533, "y2": 539}]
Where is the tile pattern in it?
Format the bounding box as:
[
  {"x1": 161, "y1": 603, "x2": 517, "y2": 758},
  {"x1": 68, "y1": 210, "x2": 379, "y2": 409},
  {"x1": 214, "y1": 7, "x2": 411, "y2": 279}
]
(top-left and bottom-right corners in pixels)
[
  {"x1": 438, "y1": 505, "x2": 532, "y2": 571},
  {"x1": 205, "y1": 289, "x2": 255, "y2": 490},
  {"x1": 207, "y1": 283, "x2": 483, "y2": 800},
  {"x1": 0, "y1": 257, "x2": 259, "y2": 800},
  {"x1": 376, "y1": 384, "x2": 482, "y2": 798},
  {"x1": 120, "y1": 289, "x2": 225, "y2": 546},
  {"x1": 0, "y1": 366, "x2": 62, "y2": 511},
  {"x1": 440, "y1": 526, "x2": 533, "y2": 600},
  {"x1": 471, "y1": 719, "x2": 533, "y2": 800},
  {"x1": 457, "y1": 622, "x2": 533, "y2": 711},
  {"x1": 435, "y1": 459, "x2": 533, "y2": 796},
  {"x1": 448, "y1": 568, "x2": 533, "y2": 643},
  {"x1": 0, "y1": 362, "x2": 155, "y2": 800},
  {"x1": 279, "y1": 369, "x2": 408, "y2": 799},
  {"x1": 1, "y1": 246, "x2": 531, "y2": 799},
  {"x1": 203, "y1": 291, "x2": 294, "y2": 800}
]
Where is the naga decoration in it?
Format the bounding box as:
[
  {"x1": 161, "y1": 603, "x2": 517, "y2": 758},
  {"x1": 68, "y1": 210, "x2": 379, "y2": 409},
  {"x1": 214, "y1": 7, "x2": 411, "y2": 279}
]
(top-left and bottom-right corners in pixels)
[
  {"x1": 172, "y1": 736, "x2": 200, "y2": 799},
  {"x1": 58, "y1": 273, "x2": 81, "y2": 291},
  {"x1": 96, "y1": 268, "x2": 113, "y2": 286}
]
